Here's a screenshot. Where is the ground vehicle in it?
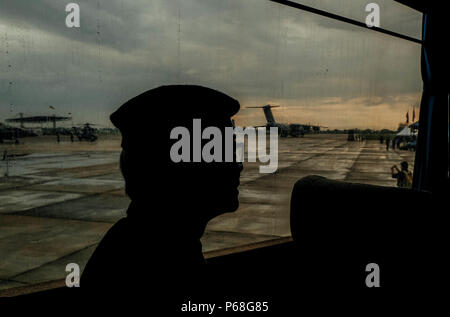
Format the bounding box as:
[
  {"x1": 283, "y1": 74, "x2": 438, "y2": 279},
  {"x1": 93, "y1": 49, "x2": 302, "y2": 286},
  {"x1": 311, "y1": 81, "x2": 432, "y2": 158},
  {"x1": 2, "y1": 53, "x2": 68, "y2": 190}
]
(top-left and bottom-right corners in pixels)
[{"x1": 400, "y1": 140, "x2": 417, "y2": 151}]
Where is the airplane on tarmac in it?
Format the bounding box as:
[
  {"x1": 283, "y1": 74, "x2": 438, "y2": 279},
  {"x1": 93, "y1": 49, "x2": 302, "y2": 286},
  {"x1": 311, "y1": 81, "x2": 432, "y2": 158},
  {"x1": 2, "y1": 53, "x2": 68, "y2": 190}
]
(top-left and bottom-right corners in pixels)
[{"x1": 246, "y1": 105, "x2": 326, "y2": 137}]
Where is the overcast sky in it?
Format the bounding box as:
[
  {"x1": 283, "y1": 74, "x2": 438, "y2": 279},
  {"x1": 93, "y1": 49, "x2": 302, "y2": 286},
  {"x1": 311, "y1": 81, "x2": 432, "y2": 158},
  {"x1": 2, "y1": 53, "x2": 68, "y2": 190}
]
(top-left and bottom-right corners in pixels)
[{"x1": 0, "y1": 0, "x2": 423, "y2": 130}]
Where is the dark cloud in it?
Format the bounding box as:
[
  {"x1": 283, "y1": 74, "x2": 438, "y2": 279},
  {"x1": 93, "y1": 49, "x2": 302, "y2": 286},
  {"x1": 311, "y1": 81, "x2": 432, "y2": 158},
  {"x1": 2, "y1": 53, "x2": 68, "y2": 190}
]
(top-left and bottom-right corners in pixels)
[{"x1": 0, "y1": 0, "x2": 423, "y2": 129}]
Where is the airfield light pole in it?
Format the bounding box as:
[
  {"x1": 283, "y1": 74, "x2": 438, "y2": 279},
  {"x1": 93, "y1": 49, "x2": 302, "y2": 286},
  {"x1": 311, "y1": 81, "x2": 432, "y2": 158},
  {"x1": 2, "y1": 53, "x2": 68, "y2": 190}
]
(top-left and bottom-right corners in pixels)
[
  {"x1": 4, "y1": 153, "x2": 9, "y2": 178},
  {"x1": 19, "y1": 113, "x2": 24, "y2": 128},
  {"x1": 49, "y1": 106, "x2": 56, "y2": 131}
]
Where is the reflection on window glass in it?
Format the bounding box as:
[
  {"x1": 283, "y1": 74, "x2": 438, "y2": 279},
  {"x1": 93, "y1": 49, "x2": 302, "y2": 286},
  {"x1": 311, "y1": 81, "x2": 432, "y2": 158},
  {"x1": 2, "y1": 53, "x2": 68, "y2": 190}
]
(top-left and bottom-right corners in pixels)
[
  {"x1": 0, "y1": 0, "x2": 422, "y2": 292},
  {"x1": 289, "y1": 0, "x2": 423, "y2": 39}
]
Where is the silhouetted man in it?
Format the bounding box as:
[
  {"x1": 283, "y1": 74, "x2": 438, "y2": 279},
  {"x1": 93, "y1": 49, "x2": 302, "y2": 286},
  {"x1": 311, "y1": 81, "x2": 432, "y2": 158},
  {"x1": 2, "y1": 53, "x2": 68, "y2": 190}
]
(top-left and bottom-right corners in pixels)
[{"x1": 81, "y1": 85, "x2": 242, "y2": 299}]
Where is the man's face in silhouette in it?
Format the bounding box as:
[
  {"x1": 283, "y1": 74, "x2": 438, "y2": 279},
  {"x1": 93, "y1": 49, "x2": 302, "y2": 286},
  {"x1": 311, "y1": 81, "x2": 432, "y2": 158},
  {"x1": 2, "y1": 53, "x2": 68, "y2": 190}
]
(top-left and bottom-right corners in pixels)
[{"x1": 119, "y1": 117, "x2": 242, "y2": 220}]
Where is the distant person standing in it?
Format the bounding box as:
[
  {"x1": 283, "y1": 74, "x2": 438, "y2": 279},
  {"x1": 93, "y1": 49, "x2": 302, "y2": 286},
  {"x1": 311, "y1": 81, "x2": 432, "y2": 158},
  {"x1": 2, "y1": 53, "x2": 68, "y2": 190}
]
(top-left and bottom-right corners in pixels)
[
  {"x1": 391, "y1": 161, "x2": 413, "y2": 188},
  {"x1": 380, "y1": 135, "x2": 384, "y2": 144},
  {"x1": 386, "y1": 137, "x2": 390, "y2": 151}
]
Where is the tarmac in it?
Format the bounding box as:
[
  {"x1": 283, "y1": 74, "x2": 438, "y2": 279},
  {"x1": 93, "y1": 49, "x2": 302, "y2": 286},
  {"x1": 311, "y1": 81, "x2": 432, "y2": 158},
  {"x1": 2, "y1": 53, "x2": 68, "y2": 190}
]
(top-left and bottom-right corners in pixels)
[{"x1": 0, "y1": 134, "x2": 415, "y2": 291}]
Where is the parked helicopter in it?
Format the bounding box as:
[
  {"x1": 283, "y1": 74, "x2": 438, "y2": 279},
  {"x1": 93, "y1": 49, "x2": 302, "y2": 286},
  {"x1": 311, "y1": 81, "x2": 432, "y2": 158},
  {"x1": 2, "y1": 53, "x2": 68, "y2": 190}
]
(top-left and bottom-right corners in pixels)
[{"x1": 71, "y1": 123, "x2": 98, "y2": 142}]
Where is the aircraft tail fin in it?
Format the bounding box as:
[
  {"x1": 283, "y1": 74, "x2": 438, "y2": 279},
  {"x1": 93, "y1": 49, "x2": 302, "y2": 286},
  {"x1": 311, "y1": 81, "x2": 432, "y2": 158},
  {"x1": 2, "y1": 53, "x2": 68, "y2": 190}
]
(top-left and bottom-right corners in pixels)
[{"x1": 246, "y1": 105, "x2": 280, "y2": 125}]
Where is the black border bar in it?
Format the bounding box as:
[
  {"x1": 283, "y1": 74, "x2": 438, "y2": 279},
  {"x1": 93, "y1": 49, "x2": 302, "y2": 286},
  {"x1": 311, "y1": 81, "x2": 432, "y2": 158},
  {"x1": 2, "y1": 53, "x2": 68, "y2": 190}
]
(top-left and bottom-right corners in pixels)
[{"x1": 269, "y1": 0, "x2": 423, "y2": 44}]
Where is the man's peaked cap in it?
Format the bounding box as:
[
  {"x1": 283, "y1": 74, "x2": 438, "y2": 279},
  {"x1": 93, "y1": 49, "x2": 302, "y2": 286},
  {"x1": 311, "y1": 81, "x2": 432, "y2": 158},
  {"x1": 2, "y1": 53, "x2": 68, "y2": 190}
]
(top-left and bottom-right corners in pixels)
[{"x1": 110, "y1": 85, "x2": 240, "y2": 136}]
